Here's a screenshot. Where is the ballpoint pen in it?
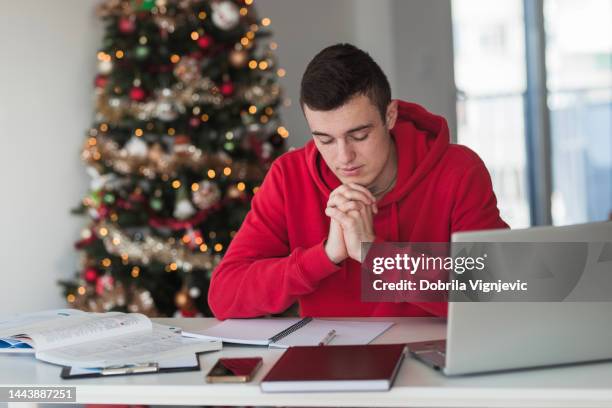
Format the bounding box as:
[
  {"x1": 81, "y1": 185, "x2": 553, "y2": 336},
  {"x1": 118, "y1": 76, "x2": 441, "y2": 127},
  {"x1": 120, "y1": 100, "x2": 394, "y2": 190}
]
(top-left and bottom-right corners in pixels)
[{"x1": 318, "y1": 329, "x2": 336, "y2": 346}]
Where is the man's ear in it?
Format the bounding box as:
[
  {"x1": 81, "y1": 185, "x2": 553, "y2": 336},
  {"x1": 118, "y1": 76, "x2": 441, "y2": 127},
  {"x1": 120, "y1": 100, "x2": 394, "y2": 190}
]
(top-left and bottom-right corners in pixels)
[{"x1": 385, "y1": 100, "x2": 398, "y2": 130}]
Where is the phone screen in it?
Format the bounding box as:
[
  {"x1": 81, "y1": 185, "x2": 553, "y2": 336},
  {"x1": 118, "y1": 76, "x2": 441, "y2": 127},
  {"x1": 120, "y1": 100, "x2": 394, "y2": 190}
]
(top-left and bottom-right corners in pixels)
[{"x1": 207, "y1": 357, "x2": 263, "y2": 381}]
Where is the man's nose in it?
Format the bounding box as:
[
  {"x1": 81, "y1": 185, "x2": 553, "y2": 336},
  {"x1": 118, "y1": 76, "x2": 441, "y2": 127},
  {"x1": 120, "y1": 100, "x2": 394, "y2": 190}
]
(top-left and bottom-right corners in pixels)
[{"x1": 337, "y1": 140, "x2": 356, "y2": 164}]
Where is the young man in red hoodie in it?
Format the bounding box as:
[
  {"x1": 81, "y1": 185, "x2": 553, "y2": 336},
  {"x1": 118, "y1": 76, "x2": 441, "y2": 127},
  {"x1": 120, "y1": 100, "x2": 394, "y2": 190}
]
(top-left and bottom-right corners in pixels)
[{"x1": 208, "y1": 43, "x2": 508, "y2": 319}]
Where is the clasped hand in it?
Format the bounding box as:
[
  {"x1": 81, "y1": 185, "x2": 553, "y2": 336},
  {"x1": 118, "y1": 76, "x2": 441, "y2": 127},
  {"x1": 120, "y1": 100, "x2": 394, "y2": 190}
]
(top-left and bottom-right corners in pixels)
[{"x1": 324, "y1": 183, "x2": 378, "y2": 263}]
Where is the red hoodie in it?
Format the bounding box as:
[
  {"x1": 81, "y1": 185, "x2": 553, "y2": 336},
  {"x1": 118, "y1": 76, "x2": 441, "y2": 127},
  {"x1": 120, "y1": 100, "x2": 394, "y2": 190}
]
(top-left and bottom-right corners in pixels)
[{"x1": 208, "y1": 100, "x2": 508, "y2": 319}]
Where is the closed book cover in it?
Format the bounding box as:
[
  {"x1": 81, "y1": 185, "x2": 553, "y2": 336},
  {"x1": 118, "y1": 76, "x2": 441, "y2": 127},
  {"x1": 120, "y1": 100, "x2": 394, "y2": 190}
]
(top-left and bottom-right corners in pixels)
[{"x1": 261, "y1": 344, "x2": 407, "y2": 392}]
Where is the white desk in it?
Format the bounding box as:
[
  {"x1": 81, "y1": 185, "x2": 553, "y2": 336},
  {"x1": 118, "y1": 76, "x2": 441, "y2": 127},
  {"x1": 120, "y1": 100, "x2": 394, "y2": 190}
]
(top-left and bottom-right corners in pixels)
[{"x1": 2, "y1": 317, "x2": 612, "y2": 407}]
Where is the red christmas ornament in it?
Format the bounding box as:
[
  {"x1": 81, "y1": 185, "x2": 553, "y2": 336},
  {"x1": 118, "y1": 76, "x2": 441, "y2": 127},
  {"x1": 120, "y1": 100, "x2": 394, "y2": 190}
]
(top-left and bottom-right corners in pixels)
[
  {"x1": 94, "y1": 74, "x2": 108, "y2": 88},
  {"x1": 129, "y1": 86, "x2": 146, "y2": 101},
  {"x1": 180, "y1": 308, "x2": 198, "y2": 318},
  {"x1": 118, "y1": 16, "x2": 136, "y2": 34},
  {"x1": 189, "y1": 116, "x2": 201, "y2": 128},
  {"x1": 97, "y1": 205, "x2": 110, "y2": 219},
  {"x1": 197, "y1": 35, "x2": 213, "y2": 50},
  {"x1": 96, "y1": 274, "x2": 114, "y2": 296},
  {"x1": 74, "y1": 233, "x2": 96, "y2": 249},
  {"x1": 220, "y1": 81, "x2": 234, "y2": 97},
  {"x1": 84, "y1": 268, "x2": 99, "y2": 283}
]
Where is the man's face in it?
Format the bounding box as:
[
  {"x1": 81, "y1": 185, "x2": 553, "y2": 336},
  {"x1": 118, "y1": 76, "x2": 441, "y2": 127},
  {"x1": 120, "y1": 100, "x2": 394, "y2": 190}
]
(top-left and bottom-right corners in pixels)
[{"x1": 304, "y1": 94, "x2": 397, "y2": 187}]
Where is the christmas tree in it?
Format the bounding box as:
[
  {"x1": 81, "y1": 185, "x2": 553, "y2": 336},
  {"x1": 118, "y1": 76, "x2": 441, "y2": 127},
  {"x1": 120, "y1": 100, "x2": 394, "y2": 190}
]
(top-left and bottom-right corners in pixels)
[{"x1": 60, "y1": 0, "x2": 287, "y2": 317}]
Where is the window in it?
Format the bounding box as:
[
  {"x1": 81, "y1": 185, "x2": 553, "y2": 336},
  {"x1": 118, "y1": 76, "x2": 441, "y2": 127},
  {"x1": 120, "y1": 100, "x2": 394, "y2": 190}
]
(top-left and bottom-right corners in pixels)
[
  {"x1": 545, "y1": 0, "x2": 612, "y2": 225},
  {"x1": 452, "y1": 0, "x2": 531, "y2": 228},
  {"x1": 452, "y1": 0, "x2": 611, "y2": 227}
]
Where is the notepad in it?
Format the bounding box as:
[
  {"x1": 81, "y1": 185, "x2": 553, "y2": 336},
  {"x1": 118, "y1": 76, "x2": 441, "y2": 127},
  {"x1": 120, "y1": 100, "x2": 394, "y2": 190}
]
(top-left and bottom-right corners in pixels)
[
  {"x1": 183, "y1": 317, "x2": 394, "y2": 349},
  {"x1": 261, "y1": 344, "x2": 407, "y2": 392}
]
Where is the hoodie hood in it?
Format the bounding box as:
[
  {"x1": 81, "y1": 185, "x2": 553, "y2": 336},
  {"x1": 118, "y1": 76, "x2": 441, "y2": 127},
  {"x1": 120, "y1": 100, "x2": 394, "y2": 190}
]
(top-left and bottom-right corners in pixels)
[{"x1": 305, "y1": 99, "x2": 450, "y2": 208}]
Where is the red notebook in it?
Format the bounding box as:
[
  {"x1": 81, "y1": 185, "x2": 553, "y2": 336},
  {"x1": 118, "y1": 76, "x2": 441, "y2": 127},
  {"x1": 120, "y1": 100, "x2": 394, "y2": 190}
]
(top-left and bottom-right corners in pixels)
[{"x1": 260, "y1": 344, "x2": 407, "y2": 392}]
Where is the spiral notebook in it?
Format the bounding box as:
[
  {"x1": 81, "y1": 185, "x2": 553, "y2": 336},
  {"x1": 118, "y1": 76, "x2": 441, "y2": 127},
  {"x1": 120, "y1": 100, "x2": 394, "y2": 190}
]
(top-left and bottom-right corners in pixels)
[{"x1": 182, "y1": 317, "x2": 393, "y2": 349}]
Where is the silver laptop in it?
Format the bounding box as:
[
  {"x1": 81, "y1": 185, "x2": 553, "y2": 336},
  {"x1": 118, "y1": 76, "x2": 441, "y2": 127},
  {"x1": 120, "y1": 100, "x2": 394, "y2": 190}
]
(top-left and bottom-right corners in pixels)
[{"x1": 409, "y1": 221, "x2": 612, "y2": 375}]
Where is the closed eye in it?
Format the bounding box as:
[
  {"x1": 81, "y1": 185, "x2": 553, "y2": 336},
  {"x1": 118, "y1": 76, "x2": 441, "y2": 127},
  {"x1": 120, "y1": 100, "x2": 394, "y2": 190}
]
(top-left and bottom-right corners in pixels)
[
  {"x1": 316, "y1": 136, "x2": 334, "y2": 145},
  {"x1": 351, "y1": 133, "x2": 369, "y2": 141}
]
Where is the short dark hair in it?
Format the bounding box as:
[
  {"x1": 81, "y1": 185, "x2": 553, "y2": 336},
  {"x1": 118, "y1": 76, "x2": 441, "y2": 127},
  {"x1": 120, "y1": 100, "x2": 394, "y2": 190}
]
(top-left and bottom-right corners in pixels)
[{"x1": 300, "y1": 43, "x2": 391, "y2": 120}]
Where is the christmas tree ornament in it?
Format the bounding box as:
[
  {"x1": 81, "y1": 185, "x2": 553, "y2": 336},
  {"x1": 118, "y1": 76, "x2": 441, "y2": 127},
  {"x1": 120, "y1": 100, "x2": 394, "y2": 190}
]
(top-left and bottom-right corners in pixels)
[
  {"x1": 175, "y1": 285, "x2": 201, "y2": 317},
  {"x1": 98, "y1": 59, "x2": 113, "y2": 75},
  {"x1": 154, "y1": 88, "x2": 180, "y2": 121},
  {"x1": 196, "y1": 35, "x2": 213, "y2": 50},
  {"x1": 220, "y1": 80, "x2": 234, "y2": 97},
  {"x1": 86, "y1": 166, "x2": 119, "y2": 191},
  {"x1": 229, "y1": 48, "x2": 248, "y2": 68},
  {"x1": 192, "y1": 180, "x2": 221, "y2": 210},
  {"x1": 150, "y1": 196, "x2": 163, "y2": 211},
  {"x1": 81, "y1": 228, "x2": 93, "y2": 239},
  {"x1": 94, "y1": 74, "x2": 109, "y2": 88},
  {"x1": 189, "y1": 286, "x2": 201, "y2": 298},
  {"x1": 211, "y1": 0, "x2": 240, "y2": 31},
  {"x1": 154, "y1": 15, "x2": 176, "y2": 33},
  {"x1": 172, "y1": 134, "x2": 192, "y2": 155},
  {"x1": 86, "y1": 189, "x2": 103, "y2": 208},
  {"x1": 118, "y1": 16, "x2": 137, "y2": 34},
  {"x1": 173, "y1": 186, "x2": 197, "y2": 220},
  {"x1": 134, "y1": 45, "x2": 150, "y2": 60},
  {"x1": 124, "y1": 135, "x2": 149, "y2": 158},
  {"x1": 84, "y1": 267, "x2": 99, "y2": 283},
  {"x1": 96, "y1": 273, "x2": 115, "y2": 296},
  {"x1": 134, "y1": 0, "x2": 156, "y2": 11},
  {"x1": 129, "y1": 86, "x2": 146, "y2": 101},
  {"x1": 103, "y1": 192, "x2": 116, "y2": 204},
  {"x1": 189, "y1": 116, "x2": 201, "y2": 128}
]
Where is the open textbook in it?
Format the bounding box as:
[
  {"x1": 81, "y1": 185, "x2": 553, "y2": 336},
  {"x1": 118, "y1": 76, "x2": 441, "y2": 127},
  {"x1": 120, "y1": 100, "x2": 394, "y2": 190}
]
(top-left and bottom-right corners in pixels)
[{"x1": 0, "y1": 309, "x2": 221, "y2": 367}]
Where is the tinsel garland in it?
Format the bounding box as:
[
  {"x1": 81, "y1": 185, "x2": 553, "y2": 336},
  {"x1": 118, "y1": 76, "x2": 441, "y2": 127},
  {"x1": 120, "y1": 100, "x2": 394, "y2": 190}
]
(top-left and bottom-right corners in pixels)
[
  {"x1": 96, "y1": 221, "x2": 220, "y2": 271},
  {"x1": 96, "y1": 79, "x2": 281, "y2": 123},
  {"x1": 82, "y1": 133, "x2": 267, "y2": 180}
]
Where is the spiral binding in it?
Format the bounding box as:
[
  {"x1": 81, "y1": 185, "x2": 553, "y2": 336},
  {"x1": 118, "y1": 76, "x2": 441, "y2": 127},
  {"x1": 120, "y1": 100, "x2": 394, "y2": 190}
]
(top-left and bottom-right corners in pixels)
[{"x1": 268, "y1": 317, "x2": 313, "y2": 344}]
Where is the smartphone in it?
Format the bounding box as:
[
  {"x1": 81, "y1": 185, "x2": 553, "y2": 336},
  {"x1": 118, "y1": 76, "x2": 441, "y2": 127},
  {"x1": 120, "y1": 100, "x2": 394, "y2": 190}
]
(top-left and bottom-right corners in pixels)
[{"x1": 205, "y1": 357, "x2": 263, "y2": 383}]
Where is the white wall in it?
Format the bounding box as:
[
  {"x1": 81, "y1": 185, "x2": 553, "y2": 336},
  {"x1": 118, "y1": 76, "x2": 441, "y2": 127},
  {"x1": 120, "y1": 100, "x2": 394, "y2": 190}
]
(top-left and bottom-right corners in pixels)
[
  {"x1": 0, "y1": 0, "x2": 455, "y2": 314},
  {"x1": 392, "y1": 0, "x2": 457, "y2": 139},
  {"x1": 0, "y1": 0, "x2": 100, "y2": 313}
]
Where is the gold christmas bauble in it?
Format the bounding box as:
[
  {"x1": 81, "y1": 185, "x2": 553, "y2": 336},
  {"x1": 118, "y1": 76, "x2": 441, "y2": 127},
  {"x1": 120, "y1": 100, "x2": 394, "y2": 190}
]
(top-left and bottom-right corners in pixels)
[{"x1": 229, "y1": 49, "x2": 248, "y2": 68}]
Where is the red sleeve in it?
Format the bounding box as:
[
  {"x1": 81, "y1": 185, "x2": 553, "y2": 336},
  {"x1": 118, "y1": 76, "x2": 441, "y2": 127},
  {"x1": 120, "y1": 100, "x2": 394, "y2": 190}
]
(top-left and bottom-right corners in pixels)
[
  {"x1": 208, "y1": 161, "x2": 341, "y2": 320},
  {"x1": 451, "y1": 160, "x2": 510, "y2": 233}
]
